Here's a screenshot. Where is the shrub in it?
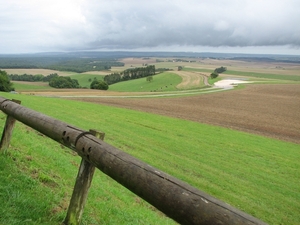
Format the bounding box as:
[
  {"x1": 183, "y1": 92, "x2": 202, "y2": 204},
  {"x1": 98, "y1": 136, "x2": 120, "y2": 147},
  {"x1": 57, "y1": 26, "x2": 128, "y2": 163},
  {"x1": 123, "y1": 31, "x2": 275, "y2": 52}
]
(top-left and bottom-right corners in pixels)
[
  {"x1": 210, "y1": 72, "x2": 219, "y2": 79},
  {"x1": 214, "y1": 66, "x2": 227, "y2": 73},
  {"x1": 90, "y1": 80, "x2": 109, "y2": 90},
  {"x1": 49, "y1": 76, "x2": 80, "y2": 88},
  {"x1": 0, "y1": 70, "x2": 14, "y2": 92}
]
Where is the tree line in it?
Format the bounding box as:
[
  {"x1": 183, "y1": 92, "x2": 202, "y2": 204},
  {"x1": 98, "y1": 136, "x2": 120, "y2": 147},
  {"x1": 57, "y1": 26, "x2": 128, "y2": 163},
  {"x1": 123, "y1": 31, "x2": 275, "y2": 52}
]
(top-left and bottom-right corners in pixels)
[
  {"x1": 0, "y1": 57, "x2": 124, "y2": 73},
  {"x1": 9, "y1": 73, "x2": 80, "y2": 89},
  {"x1": 104, "y1": 65, "x2": 155, "y2": 85},
  {"x1": 49, "y1": 76, "x2": 80, "y2": 88},
  {"x1": 45, "y1": 59, "x2": 124, "y2": 73},
  {"x1": 9, "y1": 73, "x2": 59, "y2": 82}
]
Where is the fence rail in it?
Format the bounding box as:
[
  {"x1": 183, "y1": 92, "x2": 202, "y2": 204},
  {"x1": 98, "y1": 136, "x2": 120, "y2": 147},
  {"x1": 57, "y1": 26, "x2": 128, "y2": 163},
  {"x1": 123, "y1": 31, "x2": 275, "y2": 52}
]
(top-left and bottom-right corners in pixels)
[{"x1": 0, "y1": 97, "x2": 268, "y2": 225}]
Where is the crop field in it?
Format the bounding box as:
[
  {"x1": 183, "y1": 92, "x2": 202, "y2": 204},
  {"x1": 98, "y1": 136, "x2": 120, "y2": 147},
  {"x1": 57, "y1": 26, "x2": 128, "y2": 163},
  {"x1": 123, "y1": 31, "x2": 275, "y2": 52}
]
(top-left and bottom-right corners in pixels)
[
  {"x1": 3, "y1": 68, "x2": 73, "y2": 76},
  {"x1": 111, "y1": 57, "x2": 300, "y2": 75},
  {"x1": 1, "y1": 57, "x2": 300, "y2": 224},
  {"x1": 70, "y1": 83, "x2": 300, "y2": 144}
]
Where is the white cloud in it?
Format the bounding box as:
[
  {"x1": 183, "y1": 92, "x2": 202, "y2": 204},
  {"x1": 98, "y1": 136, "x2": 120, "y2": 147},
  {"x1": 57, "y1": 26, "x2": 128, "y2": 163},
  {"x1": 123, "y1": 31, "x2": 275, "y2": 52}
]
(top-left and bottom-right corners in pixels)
[
  {"x1": 0, "y1": 0, "x2": 299, "y2": 54},
  {"x1": 214, "y1": 21, "x2": 230, "y2": 32}
]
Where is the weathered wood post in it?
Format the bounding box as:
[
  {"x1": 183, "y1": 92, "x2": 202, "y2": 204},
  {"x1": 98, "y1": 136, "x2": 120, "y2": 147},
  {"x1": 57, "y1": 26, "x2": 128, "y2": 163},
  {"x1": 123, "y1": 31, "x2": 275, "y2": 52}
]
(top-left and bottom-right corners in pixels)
[
  {"x1": 0, "y1": 99, "x2": 21, "y2": 152},
  {"x1": 64, "y1": 129, "x2": 105, "y2": 225}
]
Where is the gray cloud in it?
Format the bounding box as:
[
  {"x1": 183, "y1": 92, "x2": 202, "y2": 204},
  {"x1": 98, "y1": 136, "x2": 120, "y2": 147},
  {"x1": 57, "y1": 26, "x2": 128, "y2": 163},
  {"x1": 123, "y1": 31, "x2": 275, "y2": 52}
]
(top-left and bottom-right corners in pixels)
[{"x1": 0, "y1": 0, "x2": 299, "y2": 54}]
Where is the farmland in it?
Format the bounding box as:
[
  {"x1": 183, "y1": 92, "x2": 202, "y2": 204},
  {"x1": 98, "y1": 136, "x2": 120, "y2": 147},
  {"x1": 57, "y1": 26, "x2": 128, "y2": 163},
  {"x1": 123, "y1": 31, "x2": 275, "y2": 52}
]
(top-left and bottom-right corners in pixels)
[
  {"x1": 71, "y1": 83, "x2": 300, "y2": 144},
  {"x1": 0, "y1": 56, "x2": 300, "y2": 224},
  {"x1": 15, "y1": 57, "x2": 299, "y2": 143}
]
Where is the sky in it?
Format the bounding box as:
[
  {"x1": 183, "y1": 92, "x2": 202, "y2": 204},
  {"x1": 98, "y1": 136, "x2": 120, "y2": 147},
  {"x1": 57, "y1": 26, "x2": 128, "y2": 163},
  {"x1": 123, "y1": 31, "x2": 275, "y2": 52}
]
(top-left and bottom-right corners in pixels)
[{"x1": 0, "y1": 0, "x2": 300, "y2": 55}]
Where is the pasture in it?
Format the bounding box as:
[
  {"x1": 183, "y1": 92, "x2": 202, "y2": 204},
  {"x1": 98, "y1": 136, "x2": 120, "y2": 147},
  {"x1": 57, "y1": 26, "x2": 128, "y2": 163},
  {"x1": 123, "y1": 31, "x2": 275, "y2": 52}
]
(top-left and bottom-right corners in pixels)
[
  {"x1": 1, "y1": 57, "x2": 300, "y2": 224},
  {"x1": 0, "y1": 90, "x2": 299, "y2": 225},
  {"x1": 108, "y1": 72, "x2": 183, "y2": 92}
]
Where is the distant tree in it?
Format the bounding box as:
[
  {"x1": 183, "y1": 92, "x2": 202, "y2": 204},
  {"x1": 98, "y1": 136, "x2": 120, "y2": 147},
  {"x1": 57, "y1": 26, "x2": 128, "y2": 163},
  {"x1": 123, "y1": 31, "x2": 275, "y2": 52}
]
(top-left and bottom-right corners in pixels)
[
  {"x1": 0, "y1": 70, "x2": 14, "y2": 92},
  {"x1": 178, "y1": 66, "x2": 183, "y2": 71},
  {"x1": 104, "y1": 65, "x2": 155, "y2": 85},
  {"x1": 33, "y1": 74, "x2": 44, "y2": 81},
  {"x1": 90, "y1": 80, "x2": 109, "y2": 90},
  {"x1": 146, "y1": 76, "x2": 153, "y2": 82},
  {"x1": 214, "y1": 66, "x2": 227, "y2": 74},
  {"x1": 43, "y1": 73, "x2": 58, "y2": 82},
  {"x1": 49, "y1": 76, "x2": 80, "y2": 88},
  {"x1": 210, "y1": 72, "x2": 219, "y2": 79}
]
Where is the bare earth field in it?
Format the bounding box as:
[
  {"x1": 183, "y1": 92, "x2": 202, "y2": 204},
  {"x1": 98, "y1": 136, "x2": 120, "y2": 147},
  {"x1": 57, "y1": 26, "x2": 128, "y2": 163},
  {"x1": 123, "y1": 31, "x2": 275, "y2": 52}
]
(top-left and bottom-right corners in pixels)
[
  {"x1": 69, "y1": 84, "x2": 300, "y2": 144},
  {"x1": 187, "y1": 58, "x2": 300, "y2": 75}
]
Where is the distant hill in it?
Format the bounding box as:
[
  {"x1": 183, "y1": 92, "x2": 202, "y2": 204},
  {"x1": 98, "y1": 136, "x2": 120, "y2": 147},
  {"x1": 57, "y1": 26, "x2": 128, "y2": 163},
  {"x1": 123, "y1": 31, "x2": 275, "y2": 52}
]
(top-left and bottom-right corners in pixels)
[{"x1": 0, "y1": 51, "x2": 299, "y2": 69}]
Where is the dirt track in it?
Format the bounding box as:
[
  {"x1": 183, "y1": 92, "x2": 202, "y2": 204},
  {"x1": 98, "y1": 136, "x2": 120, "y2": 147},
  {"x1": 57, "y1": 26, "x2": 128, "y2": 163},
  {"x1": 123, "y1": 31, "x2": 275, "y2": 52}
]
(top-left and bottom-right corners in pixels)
[{"x1": 70, "y1": 84, "x2": 300, "y2": 144}]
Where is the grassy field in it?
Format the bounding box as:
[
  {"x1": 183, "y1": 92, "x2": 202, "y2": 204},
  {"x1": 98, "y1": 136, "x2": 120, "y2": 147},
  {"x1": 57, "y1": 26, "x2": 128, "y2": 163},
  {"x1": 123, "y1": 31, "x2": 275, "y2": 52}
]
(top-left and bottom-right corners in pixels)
[
  {"x1": 182, "y1": 66, "x2": 300, "y2": 81},
  {"x1": 0, "y1": 92, "x2": 299, "y2": 225},
  {"x1": 5, "y1": 69, "x2": 107, "y2": 90},
  {"x1": 69, "y1": 73, "x2": 105, "y2": 88},
  {"x1": 12, "y1": 82, "x2": 54, "y2": 91},
  {"x1": 182, "y1": 67, "x2": 213, "y2": 73},
  {"x1": 11, "y1": 72, "x2": 183, "y2": 93},
  {"x1": 109, "y1": 72, "x2": 182, "y2": 92},
  {"x1": 224, "y1": 70, "x2": 300, "y2": 81}
]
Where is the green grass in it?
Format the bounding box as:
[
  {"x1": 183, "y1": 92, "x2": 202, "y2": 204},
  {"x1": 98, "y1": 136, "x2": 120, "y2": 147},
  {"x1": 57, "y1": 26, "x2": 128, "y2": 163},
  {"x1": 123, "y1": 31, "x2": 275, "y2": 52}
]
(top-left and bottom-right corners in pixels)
[
  {"x1": 182, "y1": 67, "x2": 213, "y2": 73},
  {"x1": 12, "y1": 82, "x2": 55, "y2": 91},
  {"x1": 224, "y1": 70, "x2": 300, "y2": 81},
  {"x1": 0, "y1": 93, "x2": 299, "y2": 225},
  {"x1": 182, "y1": 67, "x2": 300, "y2": 81},
  {"x1": 11, "y1": 72, "x2": 182, "y2": 92},
  {"x1": 69, "y1": 74, "x2": 105, "y2": 88},
  {"x1": 208, "y1": 76, "x2": 222, "y2": 85},
  {"x1": 109, "y1": 72, "x2": 182, "y2": 92}
]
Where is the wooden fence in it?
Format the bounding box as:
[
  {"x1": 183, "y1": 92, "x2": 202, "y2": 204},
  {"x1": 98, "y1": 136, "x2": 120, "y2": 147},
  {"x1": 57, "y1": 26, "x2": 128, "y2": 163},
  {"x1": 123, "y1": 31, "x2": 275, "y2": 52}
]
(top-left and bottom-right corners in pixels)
[{"x1": 0, "y1": 97, "x2": 268, "y2": 225}]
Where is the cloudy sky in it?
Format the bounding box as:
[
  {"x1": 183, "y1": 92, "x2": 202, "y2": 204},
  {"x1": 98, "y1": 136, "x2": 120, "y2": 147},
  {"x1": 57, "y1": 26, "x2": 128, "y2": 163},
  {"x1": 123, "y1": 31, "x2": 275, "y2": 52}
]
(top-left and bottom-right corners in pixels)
[{"x1": 1, "y1": 0, "x2": 300, "y2": 55}]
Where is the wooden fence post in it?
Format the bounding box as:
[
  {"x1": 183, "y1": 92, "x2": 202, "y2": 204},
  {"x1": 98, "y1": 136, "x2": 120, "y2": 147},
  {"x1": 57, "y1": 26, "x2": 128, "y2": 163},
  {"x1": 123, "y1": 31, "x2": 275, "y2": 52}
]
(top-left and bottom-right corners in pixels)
[
  {"x1": 64, "y1": 129, "x2": 105, "y2": 225},
  {"x1": 0, "y1": 99, "x2": 21, "y2": 152}
]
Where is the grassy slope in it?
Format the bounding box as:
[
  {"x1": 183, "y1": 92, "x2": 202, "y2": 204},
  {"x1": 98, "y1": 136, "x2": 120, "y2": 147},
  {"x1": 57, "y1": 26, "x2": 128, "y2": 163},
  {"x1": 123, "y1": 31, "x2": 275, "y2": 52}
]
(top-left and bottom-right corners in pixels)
[
  {"x1": 11, "y1": 72, "x2": 182, "y2": 92},
  {"x1": 0, "y1": 92, "x2": 299, "y2": 225},
  {"x1": 182, "y1": 67, "x2": 213, "y2": 73},
  {"x1": 70, "y1": 74, "x2": 105, "y2": 88},
  {"x1": 109, "y1": 72, "x2": 182, "y2": 92},
  {"x1": 12, "y1": 82, "x2": 55, "y2": 92},
  {"x1": 224, "y1": 70, "x2": 300, "y2": 81},
  {"x1": 182, "y1": 67, "x2": 300, "y2": 81}
]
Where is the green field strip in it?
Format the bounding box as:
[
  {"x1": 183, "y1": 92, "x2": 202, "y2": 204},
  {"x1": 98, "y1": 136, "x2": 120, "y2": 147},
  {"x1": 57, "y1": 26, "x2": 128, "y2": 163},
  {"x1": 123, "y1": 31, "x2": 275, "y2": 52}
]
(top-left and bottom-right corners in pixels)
[{"x1": 224, "y1": 70, "x2": 300, "y2": 81}]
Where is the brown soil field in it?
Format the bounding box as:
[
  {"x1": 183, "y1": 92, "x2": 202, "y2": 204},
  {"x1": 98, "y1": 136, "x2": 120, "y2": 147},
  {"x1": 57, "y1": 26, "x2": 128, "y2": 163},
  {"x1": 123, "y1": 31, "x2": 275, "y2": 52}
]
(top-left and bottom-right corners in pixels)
[
  {"x1": 69, "y1": 84, "x2": 300, "y2": 144},
  {"x1": 190, "y1": 58, "x2": 300, "y2": 75}
]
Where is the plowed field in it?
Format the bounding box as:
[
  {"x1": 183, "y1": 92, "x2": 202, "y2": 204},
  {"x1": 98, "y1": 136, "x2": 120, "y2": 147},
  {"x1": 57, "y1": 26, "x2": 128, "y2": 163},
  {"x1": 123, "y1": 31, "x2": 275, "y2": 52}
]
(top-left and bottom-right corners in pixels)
[{"x1": 71, "y1": 84, "x2": 300, "y2": 144}]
